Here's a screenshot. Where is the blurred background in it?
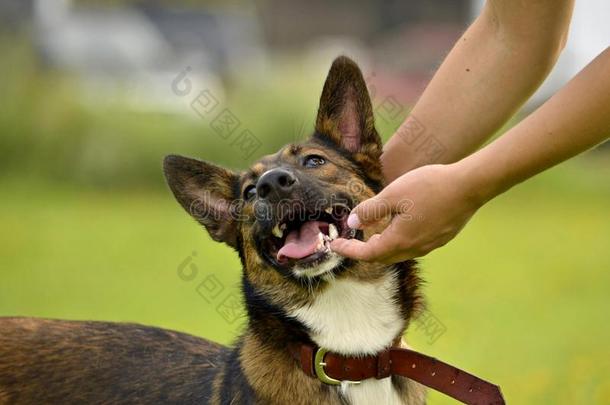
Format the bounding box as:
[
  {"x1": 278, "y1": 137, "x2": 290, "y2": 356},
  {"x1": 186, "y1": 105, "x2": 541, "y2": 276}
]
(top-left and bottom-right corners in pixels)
[{"x1": 0, "y1": 0, "x2": 608, "y2": 403}]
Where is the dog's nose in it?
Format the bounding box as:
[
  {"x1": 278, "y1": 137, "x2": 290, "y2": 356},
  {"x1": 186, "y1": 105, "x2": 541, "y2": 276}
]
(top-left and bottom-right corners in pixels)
[{"x1": 256, "y1": 168, "x2": 297, "y2": 200}]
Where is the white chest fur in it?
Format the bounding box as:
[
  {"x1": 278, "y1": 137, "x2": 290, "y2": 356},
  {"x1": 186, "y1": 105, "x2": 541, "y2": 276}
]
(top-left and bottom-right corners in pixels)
[{"x1": 288, "y1": 273, "x2": 408, "y2": 405}]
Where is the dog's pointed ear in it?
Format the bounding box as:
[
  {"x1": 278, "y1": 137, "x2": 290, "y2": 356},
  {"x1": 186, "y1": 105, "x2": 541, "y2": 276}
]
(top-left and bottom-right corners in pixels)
[
  {"x1": 315, "y1": 56, "x2": 382, "y2": 166},
  {"x1": 163, "y1": 155, "x2": 239, "y2": 248}
]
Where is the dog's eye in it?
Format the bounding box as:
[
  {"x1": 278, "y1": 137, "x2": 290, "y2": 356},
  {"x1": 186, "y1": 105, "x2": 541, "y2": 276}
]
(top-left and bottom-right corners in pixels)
[
  {"x1": 243, "y1": 185, "x2": 257, "y2": 201},
  {"x1": 304, "y1": 155, "x2": 325, "y2": 168}
]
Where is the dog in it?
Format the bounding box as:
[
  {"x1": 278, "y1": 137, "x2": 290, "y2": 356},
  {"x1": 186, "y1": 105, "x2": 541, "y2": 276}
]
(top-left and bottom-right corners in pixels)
[{"x1": 0, "y1": 56, "x2": 503, "y2": 405}]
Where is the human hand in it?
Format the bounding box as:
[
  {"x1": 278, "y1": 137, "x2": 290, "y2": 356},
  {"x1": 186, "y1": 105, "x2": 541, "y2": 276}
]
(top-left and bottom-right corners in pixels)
[{"x1": 330, "y1": 163, "x2": 485, "y2": 263}]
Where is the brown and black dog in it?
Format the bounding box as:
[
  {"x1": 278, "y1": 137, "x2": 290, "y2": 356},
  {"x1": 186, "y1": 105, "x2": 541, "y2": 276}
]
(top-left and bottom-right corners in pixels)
[{"x1": 0, "y1": 56, "x2": 427, "y2": 404}]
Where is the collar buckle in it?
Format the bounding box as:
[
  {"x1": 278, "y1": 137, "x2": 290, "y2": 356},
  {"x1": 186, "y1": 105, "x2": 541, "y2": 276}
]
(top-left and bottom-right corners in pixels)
[{"x1": 314, "y1": 347, "x2": 360, "y2": 386}]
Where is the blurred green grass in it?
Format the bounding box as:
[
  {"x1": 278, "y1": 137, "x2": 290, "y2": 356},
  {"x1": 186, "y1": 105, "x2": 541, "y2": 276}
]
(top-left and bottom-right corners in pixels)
[
  {"x1": 1, "y1": 159, "x2": 608, "y2": 404},
  {"x1": 1, "y1": 35, "x2": 609, "y2": 404},
  {"x1": 0, "y1": 36, "x2": 340, "y2": 188}
]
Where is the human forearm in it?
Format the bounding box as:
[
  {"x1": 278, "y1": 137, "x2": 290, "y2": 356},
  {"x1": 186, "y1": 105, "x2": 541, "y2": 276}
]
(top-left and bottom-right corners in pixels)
[
  {"x1": 458, "y1": 47, "x2": 610, "y2": 204},
  {"x1": 333, "y1": 47, "x2": 609, "y2": 263},
  {"x1": 382, "y1": 0, "x2": 574, "y2": 182}
]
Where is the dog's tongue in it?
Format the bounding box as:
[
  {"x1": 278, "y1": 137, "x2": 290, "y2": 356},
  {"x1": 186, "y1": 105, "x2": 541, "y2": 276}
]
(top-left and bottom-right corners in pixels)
[{"x1": 277, "y1": 221, "x2": 325, "y2": 261}]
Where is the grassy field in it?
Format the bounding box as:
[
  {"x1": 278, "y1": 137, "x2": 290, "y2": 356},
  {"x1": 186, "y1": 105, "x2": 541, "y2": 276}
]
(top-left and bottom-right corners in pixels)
[
  {"x1": 1, "y1": 156, "x2": 609, "y2": 404},
  {"x1": 1, "y1": 35, "x2": 609, "y2": 404}
]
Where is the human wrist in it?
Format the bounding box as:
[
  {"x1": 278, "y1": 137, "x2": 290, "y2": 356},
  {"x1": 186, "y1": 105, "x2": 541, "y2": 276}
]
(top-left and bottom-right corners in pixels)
[{"x1": 450, "y1": 151, "x2": 506, "y2": 207}]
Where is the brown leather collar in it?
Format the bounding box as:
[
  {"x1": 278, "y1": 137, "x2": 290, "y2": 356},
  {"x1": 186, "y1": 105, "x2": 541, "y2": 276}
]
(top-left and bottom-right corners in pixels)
[{"x1": 290, "y1": 343, "x2": 505, "y2": 404}]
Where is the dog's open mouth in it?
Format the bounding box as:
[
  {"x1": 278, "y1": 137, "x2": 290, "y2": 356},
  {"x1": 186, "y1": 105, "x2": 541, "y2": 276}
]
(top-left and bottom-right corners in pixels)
[{"x1": 265, "y1": 204, "x2": 355, "y2": 269}]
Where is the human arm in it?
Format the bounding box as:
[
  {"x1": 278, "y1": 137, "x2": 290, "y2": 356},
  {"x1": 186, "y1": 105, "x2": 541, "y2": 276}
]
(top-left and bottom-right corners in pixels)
[
  {"x1": 382, "y1": 0, "x2": 574, "y2": 182},
  {"x1": 331, "y1": 47, "x2": 610, "y2": 262}
]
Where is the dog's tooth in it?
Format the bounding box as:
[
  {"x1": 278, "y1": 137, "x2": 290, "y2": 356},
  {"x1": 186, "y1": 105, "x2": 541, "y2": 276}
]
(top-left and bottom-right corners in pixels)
[
  {"x1": 325, "y1": 207, "x2": 333, "y2": 214},
  {"x1": 272, "y1": 224, "x2": 283, "y2": 239},
  {"x1": 316, "y1": 232, "x2": 324, "y2": 250},
  {"x1": 280, "y1": 223, "x2": 287, "y2": 231},
  {"x1": 329, "y1": 223, "x2": 338, "y2": 240}
]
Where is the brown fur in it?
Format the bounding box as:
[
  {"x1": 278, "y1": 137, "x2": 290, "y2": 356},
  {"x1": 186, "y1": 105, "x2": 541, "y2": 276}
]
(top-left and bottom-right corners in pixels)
[
  {"x1": 0, "y1": 56, "x2": 424, "y2": 404},
  {"x1": 0, "y1": 318, "x2": 225, "y2": 404}
]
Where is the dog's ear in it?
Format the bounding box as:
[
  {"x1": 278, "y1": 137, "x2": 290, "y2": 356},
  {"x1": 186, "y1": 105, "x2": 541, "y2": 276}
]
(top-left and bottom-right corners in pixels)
[
  {"x1": 315, "y1": 56, "x2": 382, "y2": 169},
  {"x1": 163, "y1": 155, "x2": 239, "y2": 248}
]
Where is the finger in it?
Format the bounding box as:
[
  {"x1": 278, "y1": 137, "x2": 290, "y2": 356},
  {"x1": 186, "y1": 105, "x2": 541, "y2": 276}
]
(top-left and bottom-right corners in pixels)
[
  {"x1": 330, "y1": 233, "x2": 396, "y2": 262},
  {"x1": 347, "y1": 195, "x2": 393, "y2": 229},
  {"x1": 379, "y1": 251, "x2": 418, "y2": 265}
]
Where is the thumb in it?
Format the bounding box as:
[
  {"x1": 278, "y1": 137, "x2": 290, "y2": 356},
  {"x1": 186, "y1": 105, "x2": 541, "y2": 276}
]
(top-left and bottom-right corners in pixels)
[{"x1": 347, "y1": 194, "x2": 393, "y2": 229}]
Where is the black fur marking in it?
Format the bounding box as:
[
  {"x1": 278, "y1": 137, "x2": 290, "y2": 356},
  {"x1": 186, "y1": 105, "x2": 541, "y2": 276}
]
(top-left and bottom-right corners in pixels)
[
  {"x1": 393, "y1": 260, "x2": 423, "y2": 322},
  {"x1": 311, "y1": 132, "x2": 383, "y2": 193},
  {"x1": 242, "y1": 275, "x2": 311, "y2": 348},
  {"x1": 218, "y1": 345, "x2": 256, "y2": 405}
]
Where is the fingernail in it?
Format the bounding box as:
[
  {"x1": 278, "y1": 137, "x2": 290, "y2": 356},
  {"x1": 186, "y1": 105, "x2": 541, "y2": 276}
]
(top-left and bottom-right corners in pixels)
[{"x1": 347, "y1": 213, "x2": 361, "y2": 229}]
